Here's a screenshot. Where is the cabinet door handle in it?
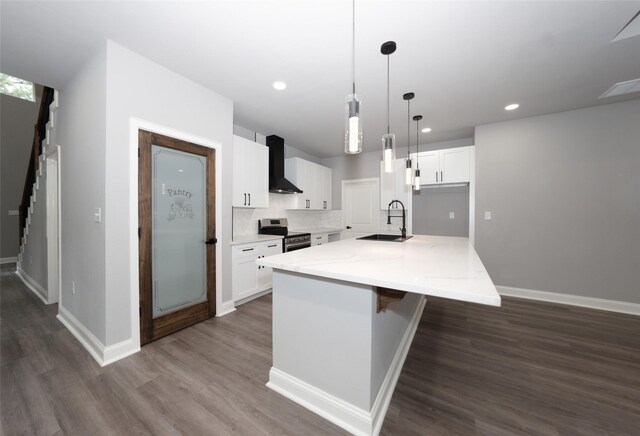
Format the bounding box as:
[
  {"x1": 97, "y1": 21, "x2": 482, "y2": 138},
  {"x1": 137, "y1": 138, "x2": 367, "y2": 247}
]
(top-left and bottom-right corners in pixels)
[
  {"x1": 436, "y1": 172, "x2": 438, "y2": 182},
  {"x1": 440, "y1": 171, "x2": 443, "y2": 182},
  {"x1": 248, "y1": 193, "x2": 251, "y2": 205},
  {"x1": 244, "y1": 193, "x2": 247, "y2": 205},
  {"x1": 346, "y1": 226, "x2": 352, "y2": 229}
]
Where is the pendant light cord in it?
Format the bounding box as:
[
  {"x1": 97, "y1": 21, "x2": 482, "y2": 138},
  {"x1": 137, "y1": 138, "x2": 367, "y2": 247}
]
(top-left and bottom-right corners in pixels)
[
  {"x1": 416, "y1": 119, "x2": 420, "y2": 169},
  {"x1": 387, "y1": 55, "x2": 390, "y2": 135},
  {"x1": 407, "y1": 100, "x2": 411, "y2": 158},
  {"x1": 352, "y1": 0, "x2": 356, "y2": 94}
]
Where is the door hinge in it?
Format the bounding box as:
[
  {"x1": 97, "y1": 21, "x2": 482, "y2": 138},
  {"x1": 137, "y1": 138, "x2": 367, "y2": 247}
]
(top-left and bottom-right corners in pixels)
[
  {"x1": 138, "y1": 227, "x2": 141, "y2": 238},
  {"x1": 139, "y1": 306, "x2": 142, "y2": 317},
  {"x1": 138, "y1": 147, "x2": 140, "y2": 158}
]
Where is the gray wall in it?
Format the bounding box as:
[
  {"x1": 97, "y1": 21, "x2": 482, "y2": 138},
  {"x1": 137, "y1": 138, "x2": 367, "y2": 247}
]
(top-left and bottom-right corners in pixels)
[
  {"x1": 413, "y1": 186, "x2": 469, "y2": 237},
  {"x1": 0, "y1": 91, "x2": 40, "y2": 258},
  {"x1": 233, "y1": 124, "x2": 322, "y2": 164},
  {"x1": 475, "y1": 99, "x2": 640, "y2": 304}
]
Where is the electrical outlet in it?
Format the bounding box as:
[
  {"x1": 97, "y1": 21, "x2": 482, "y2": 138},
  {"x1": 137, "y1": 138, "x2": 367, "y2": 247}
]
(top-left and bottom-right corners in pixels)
[
  {"x1": 72, "y1": 281, "x2": 76, "y2": 295},
  {"x1": 484, "y1": 211, "x2": 492, "y2": 220},
  {"x1": 449, "y1": 212, "x2": 455, "y2": 219}
]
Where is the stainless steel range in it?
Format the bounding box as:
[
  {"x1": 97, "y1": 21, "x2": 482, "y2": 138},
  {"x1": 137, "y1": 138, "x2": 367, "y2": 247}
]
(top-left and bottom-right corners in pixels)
[{"x1": 258, "y1": 218, "x2": 311, "y2": 253}]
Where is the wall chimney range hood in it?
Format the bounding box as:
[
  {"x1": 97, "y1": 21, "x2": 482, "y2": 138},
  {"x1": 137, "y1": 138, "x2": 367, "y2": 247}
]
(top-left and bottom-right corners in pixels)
[{"x1": 266, "y1": 135, "x2": 303, "y2": 194}]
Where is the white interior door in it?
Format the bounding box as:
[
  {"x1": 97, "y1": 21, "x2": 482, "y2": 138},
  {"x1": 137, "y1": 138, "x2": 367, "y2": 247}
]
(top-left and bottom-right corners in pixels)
[{"x1": 342, "y1": 178, "x2": 379, "y2": 238}]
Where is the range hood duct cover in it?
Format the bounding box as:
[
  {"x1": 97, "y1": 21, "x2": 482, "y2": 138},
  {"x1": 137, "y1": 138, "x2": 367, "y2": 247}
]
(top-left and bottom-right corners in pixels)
[{"x1": 266, "y1": 135, "x2": 303, "y2": 194}]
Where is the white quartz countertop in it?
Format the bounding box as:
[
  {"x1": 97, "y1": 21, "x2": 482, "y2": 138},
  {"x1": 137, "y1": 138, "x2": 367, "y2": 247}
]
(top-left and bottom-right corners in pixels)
[
  {"x1": 290, "y1": 227, "x2": 343, "y2": 235},
  {"x1": 256, "y1": 234, "x2": 501, "y2": 306},
  {"x1": 230, "y1": 234, "x2": 283, "y2": 246}
]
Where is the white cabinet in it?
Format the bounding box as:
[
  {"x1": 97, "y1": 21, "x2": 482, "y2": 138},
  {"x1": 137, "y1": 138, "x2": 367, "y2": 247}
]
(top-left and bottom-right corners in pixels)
[
  {"x1": 232, "y1": 135, "x2": 269, "y2": 208},
  {"x1": 413, "y1": 146, "x2": 470, "y2": 186},
  {"x1": 311, "y1": 233, "x2": 328, "y2": 246},
  {"x1": 380, "y1": 158, "x2": 412, "y2": 210},
  {"x1": 232, "y1": 240, "x2": 281, "y2": 303},
  {"x1": 285, "y1": 157, "x2": 332, "y2": 210},
  {"x1": 320, "y1": 166, "x2": 332, "y2": 210}
]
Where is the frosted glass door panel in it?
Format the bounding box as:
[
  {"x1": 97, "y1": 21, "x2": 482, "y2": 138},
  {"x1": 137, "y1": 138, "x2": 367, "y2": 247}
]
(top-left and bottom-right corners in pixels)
[{"x1": 152, "y1": 145, "x2": 207, "y2": 318}]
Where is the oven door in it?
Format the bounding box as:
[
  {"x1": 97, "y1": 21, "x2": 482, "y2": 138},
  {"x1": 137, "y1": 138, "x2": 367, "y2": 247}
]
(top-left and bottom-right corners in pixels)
[{"x1": 284, "y1": 241, "x2": 311, "y2": 252}]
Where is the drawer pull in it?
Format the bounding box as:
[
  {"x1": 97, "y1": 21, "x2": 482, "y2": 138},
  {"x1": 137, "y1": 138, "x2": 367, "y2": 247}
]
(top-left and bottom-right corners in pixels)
[
  {"x1": 242, "y1": 248, "x2": 254, "y2": 252},
  {"x1": 268, "y1": 244, "x2": 278, "y2": 248}
]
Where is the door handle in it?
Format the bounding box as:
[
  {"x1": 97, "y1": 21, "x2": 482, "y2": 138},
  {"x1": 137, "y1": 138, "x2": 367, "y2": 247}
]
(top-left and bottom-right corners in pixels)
[
  {"x1": 244, "y1": 193, "x2": 247, "y2": 206},
  {"x1": 205, "y1": 238, "x2": 217, "y2": 245},
  {"x1": 248, "y1": 193, "x2": 251, "y2": 205},
  {"x1": 346, "y1": 226, "x2": 352, "y2": 229},
  {"x1": 440, "y1": 171, "x2": 443, "y2": 182}
]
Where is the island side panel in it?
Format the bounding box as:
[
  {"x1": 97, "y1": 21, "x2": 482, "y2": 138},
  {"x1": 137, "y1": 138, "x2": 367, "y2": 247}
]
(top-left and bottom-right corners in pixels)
[
  {"x1": 370, "y1": 292, "x2": 425, "y2": 408},
  {"x1": 270, "y1": 270, "x2": 374, "y2": 411}
]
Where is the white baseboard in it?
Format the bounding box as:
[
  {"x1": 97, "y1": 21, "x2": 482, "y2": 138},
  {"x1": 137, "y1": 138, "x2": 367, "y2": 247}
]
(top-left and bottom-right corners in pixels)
[
  {"x1": 268, "y1": 368, "x2": 372, "y2": 436},
  {"x1": 267, "y1": 296, "x2": 427, "y2": 436},
  {"x1": 498, "y1": 286, "x2": 640, "y2": 316},
  {"x1": 0, "y1": 257, "x2": 17, "y2": 265},
  {"x1": 57, "y1": 305, "x2": 140, "y2": 367},
  {"x1": 16, "y1": 267, "x2": 48, "y2": 305},
  {"x1": 216, "y1": 300, "x2": 237, "y2": 317},
  {"x1": 234, "y1": 288, "x2": 272, "y2": 307},
  {"x1": 370, "y1": 296, "x2": 427, "y2": 435}
]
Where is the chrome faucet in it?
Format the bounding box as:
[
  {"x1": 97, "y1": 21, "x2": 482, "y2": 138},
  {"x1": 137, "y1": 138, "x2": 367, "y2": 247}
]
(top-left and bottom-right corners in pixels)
[{"x1": 387, "y1": 200, "x2": 407, "y2": 239}]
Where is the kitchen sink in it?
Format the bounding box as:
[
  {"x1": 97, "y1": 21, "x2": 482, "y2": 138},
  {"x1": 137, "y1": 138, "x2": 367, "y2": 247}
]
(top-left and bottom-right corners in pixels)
[{"x1": 356, "y1": 234, "x2": 413, "y2": 242}]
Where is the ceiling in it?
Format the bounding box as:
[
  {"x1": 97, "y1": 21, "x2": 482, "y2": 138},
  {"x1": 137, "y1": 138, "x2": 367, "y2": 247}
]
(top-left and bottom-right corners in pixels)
[{"x1": 2, "y1": 1, "x2": 639, "y2": 158}]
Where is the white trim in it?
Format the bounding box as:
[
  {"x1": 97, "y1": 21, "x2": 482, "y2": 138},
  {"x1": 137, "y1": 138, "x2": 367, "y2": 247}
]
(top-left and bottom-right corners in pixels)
[
  {"x1": 216, "y1": 300, "x2": 237, "y2": 317},
  {"x1": 498, "y1": 286, "x2": 640, "y2": 316},
  {"x1": 268, "y1": 368, "x2": 371, "y2": 436},
  {"x1": 57, "y1": 306, "x2": 104, "y2": 365},
  {"x1": 129, "y1": 118, "x2": 226, "y2": 354},
  {"x1": 370, "y1": 296, "x2": 427, "y2": 435},
  {"x1": 16, "y1": 267, "x2": 48, "y2": 304},
  {"x1": 267, "y1": 296, "x2": 427, "y2": 436},
  {"x1": 57, "y1": 306, "x2": 140, "y2": 367},
  {"x1": 0, "y1": 257, "x2": 17, "y2": 264},
  {"x1": 468, "y1": 145, "x2": 476, "y2": 245},
  {"x1": 46, "y1": 146, "x2": 60, "y2": 305}
]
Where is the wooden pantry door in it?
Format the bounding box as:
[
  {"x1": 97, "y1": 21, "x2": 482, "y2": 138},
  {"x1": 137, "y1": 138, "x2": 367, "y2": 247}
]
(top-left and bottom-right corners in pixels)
[{"x1": 138, "y1": 130, "x2": 216, "y2": 345}]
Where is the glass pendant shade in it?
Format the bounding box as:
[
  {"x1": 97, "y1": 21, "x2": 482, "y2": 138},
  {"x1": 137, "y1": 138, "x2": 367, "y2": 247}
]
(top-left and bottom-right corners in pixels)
[
  {"x1": 344, "y1": 94, "x2": 362, "y2": 154},
  {"x1": 405, "y1": 158, "x2": 413, "y2": 185},
  {"x1": 382, "y1": 133, "x2": 395, "y2": 173},
  {"x1": 414, "y1": 168, "x2": 421, "y2": 191}
]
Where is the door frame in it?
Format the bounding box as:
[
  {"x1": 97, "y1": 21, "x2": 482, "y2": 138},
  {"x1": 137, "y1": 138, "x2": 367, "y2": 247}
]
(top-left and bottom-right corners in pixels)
[
  {"x1": 45, "y1": 145, "x2": 61, "y2": 304},
  {"x1": 138, "y1": 129, "x2": 216, "y2": 344},
  {"x1": 130, "y1": 119, "x2": 223, "y2": 348},
  {"x1": 341, "y1": 177, "x2": 380, "y2": 238}
]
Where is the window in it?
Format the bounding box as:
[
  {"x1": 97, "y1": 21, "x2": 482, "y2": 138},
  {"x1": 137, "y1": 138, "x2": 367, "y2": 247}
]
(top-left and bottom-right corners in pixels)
[{"x1": 0, "y1": 73, "x2": 35, "y2": 102}]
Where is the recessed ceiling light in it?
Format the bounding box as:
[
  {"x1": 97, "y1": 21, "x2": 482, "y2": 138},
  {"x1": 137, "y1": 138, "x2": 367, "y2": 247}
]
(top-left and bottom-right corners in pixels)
[
  {"x1": 505, "y1": 103, "x2": 519, "y2": 111},
  {"x1": 273, "y1": 81, "x2": 287, "y2": 90},
  {"x1": 421, "y1": 127, "x2": 432, "y2": 133}
]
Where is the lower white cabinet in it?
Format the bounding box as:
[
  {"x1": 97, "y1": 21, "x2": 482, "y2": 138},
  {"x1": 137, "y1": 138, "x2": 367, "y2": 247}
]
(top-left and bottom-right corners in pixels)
[
  {"x1": 232, "y1": 240, "x2": 281, "y2": 303},
  {"x1": 311, "y1": 233, "x2": 328, "y2": 246}
]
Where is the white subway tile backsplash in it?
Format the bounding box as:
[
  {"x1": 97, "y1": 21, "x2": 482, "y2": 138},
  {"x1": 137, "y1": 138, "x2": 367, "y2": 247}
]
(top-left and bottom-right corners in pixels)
[{"x1": 233, "y1": 194, "x2": 342, "y2": 237}]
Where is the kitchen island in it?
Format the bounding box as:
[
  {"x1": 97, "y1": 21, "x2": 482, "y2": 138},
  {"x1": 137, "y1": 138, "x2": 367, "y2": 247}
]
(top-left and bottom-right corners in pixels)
[{"x1": 256, "y1": 235, "x2": 500, "y2": 436}]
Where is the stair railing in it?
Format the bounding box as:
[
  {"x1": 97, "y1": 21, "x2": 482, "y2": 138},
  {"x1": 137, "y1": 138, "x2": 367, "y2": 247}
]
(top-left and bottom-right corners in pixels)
[{"x1": 18, "y1": 86, "x2": 55, "y2": 242}]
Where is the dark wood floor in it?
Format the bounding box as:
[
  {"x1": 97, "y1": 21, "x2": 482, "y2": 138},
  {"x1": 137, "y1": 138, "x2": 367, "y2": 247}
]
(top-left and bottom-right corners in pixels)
[{"x1": 2, "y1": 263, "x2": 639, "y2": 435}]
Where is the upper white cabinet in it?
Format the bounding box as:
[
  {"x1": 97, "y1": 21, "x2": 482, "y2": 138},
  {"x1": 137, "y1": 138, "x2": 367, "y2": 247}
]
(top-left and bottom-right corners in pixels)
[
  {"x1": 414, "y1": 146, "x2": 471, "y2": 185},
  {"x1": 380, "y1": 158, "x2": 412, "y2": 210},
  {"x1": 285, "y1": 157, "x2": 332, "y2": 210},
  {"x1": 232, "y1": 135, "x2": 269, "y2": 208}
]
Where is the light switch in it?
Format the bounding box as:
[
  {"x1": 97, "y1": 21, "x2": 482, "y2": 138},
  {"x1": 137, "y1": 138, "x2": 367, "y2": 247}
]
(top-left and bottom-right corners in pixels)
[
  {"x1": 94, "y1": 208, "x2": 102, "y2": 223},
  {"x1": 484, "y1": 211, "x2": 492, "y2": 220},
  {"x1": 449, "y1": 212, "x2": 455, "y2": 219}
]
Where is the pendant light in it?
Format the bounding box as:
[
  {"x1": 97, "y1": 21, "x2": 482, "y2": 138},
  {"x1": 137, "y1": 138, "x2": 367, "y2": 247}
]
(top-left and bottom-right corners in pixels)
[
  {"x1": 344, "y1": 0, "x2": 362, "y2": 154},
  {"x1": 403, "y1": 92, "x2": 414, "y2": 186},
  {"x1": 381, "y1": 41, "x2": 396, "y2": 173},
  {"x1": 413, "y1": 115, "x2": 422, "y2": 191}
]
